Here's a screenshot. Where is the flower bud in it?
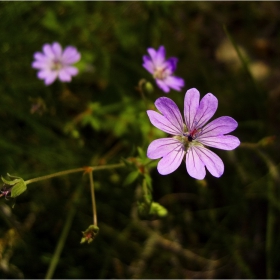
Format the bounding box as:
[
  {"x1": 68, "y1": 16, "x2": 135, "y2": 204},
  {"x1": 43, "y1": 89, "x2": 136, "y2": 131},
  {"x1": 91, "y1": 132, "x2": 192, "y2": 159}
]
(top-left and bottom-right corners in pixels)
[{"x1": 80, "y1": 225, "x2": 99, "y2": 244}]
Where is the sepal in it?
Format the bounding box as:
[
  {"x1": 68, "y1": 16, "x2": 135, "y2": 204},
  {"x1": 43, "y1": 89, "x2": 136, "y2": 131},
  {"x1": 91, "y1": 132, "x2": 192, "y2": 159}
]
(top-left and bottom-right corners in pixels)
[
  {"x1": 1, "y1": 174, "x2": 27, "y2": 198},
  {"x1": 80, "y1": 225, "x2": 99, "y2": 244}
]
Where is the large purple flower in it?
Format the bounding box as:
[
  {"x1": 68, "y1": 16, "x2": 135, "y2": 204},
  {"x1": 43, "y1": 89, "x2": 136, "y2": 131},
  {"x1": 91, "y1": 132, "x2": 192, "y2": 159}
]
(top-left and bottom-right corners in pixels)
[
  {"x1": 147, "y1": 88, "x2": 240, "y2": 180},
  {"x1": 142, "y1": 46, "x2": 185, "y2": 93},
  {"x1": 32, "y1": 42, "x2": 81, "y2": 85}
]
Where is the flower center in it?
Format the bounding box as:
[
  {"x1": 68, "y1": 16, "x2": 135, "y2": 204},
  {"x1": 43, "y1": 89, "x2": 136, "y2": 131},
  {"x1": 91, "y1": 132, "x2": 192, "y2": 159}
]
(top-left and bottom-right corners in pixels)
[
  {"x1": 173, "y1": 126, "x2": 203, "y2": 151},
  {"x1": 51, "y1": 59, "x2": 63, "y2": 71},
  {"x1": 153, "y1": 67, "x2": 169, "y2": 80}
]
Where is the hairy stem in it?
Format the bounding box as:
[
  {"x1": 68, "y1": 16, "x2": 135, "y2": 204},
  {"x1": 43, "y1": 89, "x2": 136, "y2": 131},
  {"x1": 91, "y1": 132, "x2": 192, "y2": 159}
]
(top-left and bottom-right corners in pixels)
[
  {"x1": 89, "y1": 172, "x2": 97, "y2": 226},
  {"x1": 25, "y1": 163, "x2": 125, "y2": 185}
]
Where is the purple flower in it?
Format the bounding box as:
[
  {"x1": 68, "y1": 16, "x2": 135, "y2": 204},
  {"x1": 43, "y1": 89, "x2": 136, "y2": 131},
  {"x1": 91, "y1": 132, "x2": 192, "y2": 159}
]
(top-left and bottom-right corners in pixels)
[
  {"x1": 142, "y1": 46, "x2": 185, "y2": 93},
  {"x1": 147, "y1": 88, "x2": 240, "y2": 180},
  {"x1": 32, "y1": 42, "x2": 81, "y2": 85}
]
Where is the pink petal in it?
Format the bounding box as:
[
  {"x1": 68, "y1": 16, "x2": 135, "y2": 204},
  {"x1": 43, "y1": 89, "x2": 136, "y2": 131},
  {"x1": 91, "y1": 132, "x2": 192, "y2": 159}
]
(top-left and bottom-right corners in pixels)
[
  {"x1": 63, "y1": 66, "x2": 78, "y2": 76},
  {"x1": 186, "y1": 146, "x2": 206, "y2": 180},
  {"x1": 193, "y1": 93, "x2": 218, "y2": 129},
  {"x1": 155, "y1": 97, "x2": 184, "y2": 133},
  {"x1": 43, "y1": 44, "x2": 55, "y2": 58},
  {"x1": 37, "y1": 69, "x2": 54, "y2": 79},
  {"x1": 157, "y1": 145, "x2": 185, "y2": 175},
  {"x1": 186, "y1": 145, "x2": 224, "y2": 179},
  {"x1": 163, "y1": 76, "x2": 185, "y2": 91},
  {"x1": 165, "y1": 57, "x2": 178, "y2": 72},
  {"x1": 58, "y1": 69, "x2": 72, "y2": 82},
  {"x1": 32, "y1": 61, "x2": 48, "y2": 69},
  {"x1": 155, "y1": 46, "x2": 166, "y2": 66},
  {"x1": 198, "y1": 135, "x2": 240, "y2": 150},
  {"x1": 43, "y1": 71, "x2": 58, "y2": 85},
  {"x1": 147, "y1": 46, "x2": 165, "y2": 67},
  {"x1": 33, "y1": 52, "x2": 47, "y2": 61},
  {"x1": 51, "y1": 42, "x2": 62, "y2": 57},
  {"x1": 147, "y1": 110, "x2": 183, "y2": 135},
  {"x1": 199, "y1": 116, "x2": 238, "y2": 137},
  {"x1": 147, "y1": 138, "x2": 184, "y2": 159},
  {"x1": 156, "y1": 79, "x2": 170, "y2": 93},
  {"x1": 147, "y1": 48, "x2": 157, "y2": 61},
  {"x1": 62, "y1": 46, "x2": 81, "y2": 64},
  {"x1": 184, "y1": 88, "x2": 200, "y2": 131},
  {"x1": 142, "y1": 55, "x2": 154, "y2": 74}
]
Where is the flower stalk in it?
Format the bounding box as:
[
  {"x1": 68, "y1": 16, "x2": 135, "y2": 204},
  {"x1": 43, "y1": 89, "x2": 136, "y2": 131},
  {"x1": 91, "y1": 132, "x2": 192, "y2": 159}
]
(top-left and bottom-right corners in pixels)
[
  {"x1": 89, "y1": 172, "x2": 97, "y2": 226},
  {"x1": 25, "y1": 163, "x2": 125, "y2": 186}
]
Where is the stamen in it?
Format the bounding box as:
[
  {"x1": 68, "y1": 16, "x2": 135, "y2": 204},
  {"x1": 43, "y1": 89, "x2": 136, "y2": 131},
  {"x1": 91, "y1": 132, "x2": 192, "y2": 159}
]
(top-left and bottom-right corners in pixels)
[{"x1": 153, "y1": 67, "x2": 168, "y2": 80}]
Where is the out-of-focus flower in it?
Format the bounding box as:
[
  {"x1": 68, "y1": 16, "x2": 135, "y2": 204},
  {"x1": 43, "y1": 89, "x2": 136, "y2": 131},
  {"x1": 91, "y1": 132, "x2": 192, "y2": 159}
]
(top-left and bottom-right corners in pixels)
[
  {"x1": 32, "y1": 42, "x2": 81, "y2": 85},
  {"x1": 146, "y1": 88, "x2": 240, "y2": 180},
  {"x1": 142, "y1": 46, "x2": 184, "y2": 93}
]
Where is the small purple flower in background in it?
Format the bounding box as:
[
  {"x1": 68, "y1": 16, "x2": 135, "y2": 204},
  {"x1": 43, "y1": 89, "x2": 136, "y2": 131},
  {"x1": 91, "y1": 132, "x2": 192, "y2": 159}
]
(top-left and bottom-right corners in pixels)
[
  {"x1": 142, "y1": 46, "x2": 185, "y2": 93},
  {"x1": 32, "y1": 42, "x2": 81, "y2": 85},
  {"x1": 147, "y1": 88, "x2": 240, "y2": 180}
]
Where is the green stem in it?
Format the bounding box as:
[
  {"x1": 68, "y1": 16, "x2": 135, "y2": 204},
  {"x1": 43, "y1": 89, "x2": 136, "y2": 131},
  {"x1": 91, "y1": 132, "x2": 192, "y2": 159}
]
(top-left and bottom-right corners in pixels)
[
  {"x1": 252, "y1": 149, "x2": 278, "y2": 278},
  {"x1": 223, "y1": 26, "x2": 253, "y2": 82},
  {"x1": 89, "y1": 172, "x2": 97, "y2": 226},
  {"x1": 25, "y1": 163, "x2": 125, "y2": 185},
  {"x1": 266, "y1": 178, "x2": 274, "y2": 279},
  {"x1": 45, "y1": 183, "x2": 83, "y2": 279}
]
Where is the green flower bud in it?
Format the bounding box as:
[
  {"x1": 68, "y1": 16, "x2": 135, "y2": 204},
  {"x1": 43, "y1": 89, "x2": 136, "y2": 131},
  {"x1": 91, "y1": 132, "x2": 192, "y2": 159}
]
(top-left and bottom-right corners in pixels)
[
  {"x1": 1, "y1": 174, "x2": 27, "y2": 198},
  {"x1": 80, "y1": 225, "x2": 99, "y2": 244}
]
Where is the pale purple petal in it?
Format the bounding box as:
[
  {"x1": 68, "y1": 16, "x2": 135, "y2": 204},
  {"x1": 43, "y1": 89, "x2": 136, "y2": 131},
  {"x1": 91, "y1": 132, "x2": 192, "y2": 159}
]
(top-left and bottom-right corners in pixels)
[
  {"x1": 142, "y1": 55, "x2": 154, "y2": 74},
  {"x1": 184, "y1": 88, "x2": 200, "y2": 131},
  {"x1": 147, "y1": 138, "x2": 184, "y2": 159},
  {"x1": 32, "y1": 60, "x2": 48, "y2": 69},
  {"x1": 43, "y1": 44, "x2": 55, "y2": 58},
  {"x1": 157, "y1": 145, "x2": 185, "y2": 175},
  {"x1": 155, "y1": 97, "x2": 184, "y2": 133},
  {"x1": 33, "y1": 52, "x2": 47, "y2": 62},
  {"x1": 37, "y1": 69, "x2": 55, "y2": 79},
  {"x1": 58, "y1": 69, "x2": 72, "y2": 82},
  {"x1": 43, "y1": 71, "x2": 58, "y2": 85},
  {"x1": 186, "y1": 145, "x2": 224, "y2": 179},
  {"x1": 193, "y1": 93, "x2": 218, "y2": 129},
  {"x1": 63, "y1": 66, "x2": 78, "y2": 76},
  {"x1": 195, "y1": 146, "x2": 224, "y2": 177},
  {"x1": 147, "y1": 110, "x2": 183, "y2": 135},
  {"x1": 198, "y1": 116, "x2": 238, "y2": 138},
  {"x1": 186, "y1": 146, "x2": 206, "y2": 180},
  {"x1": 148, "y1": 46, "x2": 165, "y2": 67},
  {"x1": 165, "y1": 57, "x2": 178, "y2": 73},
  {"x1": 155, "y1": 46, "x2": 166, "y2": 66},
  {"x1": 156, "y1": 79, "x2": 170, "y2": 93},
  {"x1": 163, "y1": 76, "x2": 185, "y2": 91},
  {"x1": 51, "y1": 42, "x2": 62, "y2": 57},
  {"x1": 198, "y1": 135, "x2": 240, "y2": 150},
  {"x1": 62, "y1": 46, "x2": 81, "y2": 64}
]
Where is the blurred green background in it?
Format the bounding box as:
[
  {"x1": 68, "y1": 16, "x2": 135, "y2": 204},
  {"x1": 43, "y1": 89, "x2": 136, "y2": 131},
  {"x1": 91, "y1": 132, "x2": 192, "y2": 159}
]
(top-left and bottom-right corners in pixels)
[{"x1": 0, "y1": 1, "x2": 280, "y2": 278}]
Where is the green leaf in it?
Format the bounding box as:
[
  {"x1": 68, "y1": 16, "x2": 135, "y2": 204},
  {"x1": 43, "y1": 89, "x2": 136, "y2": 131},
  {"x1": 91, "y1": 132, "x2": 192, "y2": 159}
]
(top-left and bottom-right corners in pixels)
[
  {"x1": 123, "y1": 171, "x2": 139, "y2": 186},
  {"x1": 11, "y1": 179, "x2": 27, "y2": 198},
  {"x1": 137, "y1": 146, "x2": 145, "y2": 159}
]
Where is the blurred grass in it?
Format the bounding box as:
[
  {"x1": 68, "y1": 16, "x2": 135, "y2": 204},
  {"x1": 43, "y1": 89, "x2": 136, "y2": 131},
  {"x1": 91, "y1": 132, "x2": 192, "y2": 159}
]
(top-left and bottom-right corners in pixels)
[{"x1": 0, "y1": 1, "x2": 280, "y2": 278}]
